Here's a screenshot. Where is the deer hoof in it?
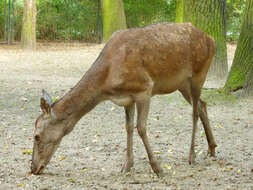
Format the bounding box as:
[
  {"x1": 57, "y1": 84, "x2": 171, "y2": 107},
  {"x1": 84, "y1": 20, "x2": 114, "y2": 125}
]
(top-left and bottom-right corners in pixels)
[
  {"x1": 150, "y1": 161, "x2": 163, "y2": 177},
  {"x1": 156, "y1": 169, "x2": 164, "y2": 178},
  {"x1": 208, "y1": 147, "x2": 216, "y2": 157},
  {"x1": 188, "y1": 152, "x2": 196, "y2": 165},
  {"x1": 121, "y1": 161, "x2": 133, "y2": 173}
]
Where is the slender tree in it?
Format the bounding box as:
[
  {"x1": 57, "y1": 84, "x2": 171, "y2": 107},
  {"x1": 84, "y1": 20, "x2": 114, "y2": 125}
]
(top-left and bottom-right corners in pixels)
[
  {"x1": 224, "y1": 0, "x2": 253, "y2": 95},
  {"x1": 4, "y1": 0, "x2": 7, "y2": 41},
  {"x1": 175, "y1": 0, "x2": 184, "y2": 23},
  {"x1": 102, "y1": 0, "x2": 127, "y2": 42},
  {"x1": 21, "y1": 0, "x2": 36, "y2": 49},
  {"x1": 12, "y1": 0, "x2": 15, "y2": 42},
  {"x1": 184, "y1": 0, "x2": 228, "y2": 79}
]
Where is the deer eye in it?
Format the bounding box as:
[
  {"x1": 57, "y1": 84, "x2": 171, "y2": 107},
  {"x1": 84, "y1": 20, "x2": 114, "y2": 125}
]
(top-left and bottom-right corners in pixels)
[{"x1": 35, "y1": 135, "x2": 40, "y2": 142}]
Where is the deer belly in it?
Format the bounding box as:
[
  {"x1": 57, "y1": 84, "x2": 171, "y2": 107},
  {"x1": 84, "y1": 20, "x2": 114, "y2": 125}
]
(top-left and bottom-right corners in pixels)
[
  {"x1": 152, "y1": 75, "x2": 187, "y2": 95},
  {"x1": 110, "y1": 95, "x2": 134, "y2": 107}
]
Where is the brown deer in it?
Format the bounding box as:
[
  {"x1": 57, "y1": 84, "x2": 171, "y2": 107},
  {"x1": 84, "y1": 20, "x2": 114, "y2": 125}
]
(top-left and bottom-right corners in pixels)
[{"x1": 31, "y1": 23, "x2": 217, "y2": 177}]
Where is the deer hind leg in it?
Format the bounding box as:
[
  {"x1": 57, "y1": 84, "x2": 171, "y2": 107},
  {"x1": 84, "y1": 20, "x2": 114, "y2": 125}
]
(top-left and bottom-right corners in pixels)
[
  {"x1": 198, "y1": 99, "x2": 217, "y2": 156},
  {"x1": 135, "y1": 93, "x2": 163, "y2": 177},
  {"x1": 121, "y1": 103, "x2": 135, "y2": 173},
  {"x1": 179, "y1": 82, "x2": 217, "y2": 163}
]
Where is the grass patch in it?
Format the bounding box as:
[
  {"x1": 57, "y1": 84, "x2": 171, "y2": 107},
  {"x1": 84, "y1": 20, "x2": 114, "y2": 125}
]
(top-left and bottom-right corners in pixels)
[{"x1": 201, "y1": 88, "x2": 237, "y2": 105}]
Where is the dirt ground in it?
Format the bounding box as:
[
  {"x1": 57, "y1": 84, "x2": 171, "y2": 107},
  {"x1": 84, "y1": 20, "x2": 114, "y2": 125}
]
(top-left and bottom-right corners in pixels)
[{"x1": 0, "y1": 43, "x2": 253, "y2": 190}]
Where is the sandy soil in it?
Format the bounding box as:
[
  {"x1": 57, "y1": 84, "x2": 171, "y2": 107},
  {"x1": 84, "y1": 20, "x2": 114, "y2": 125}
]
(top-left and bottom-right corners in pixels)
[{"x1": 0, "y1": 43, "x2": 253, "y2": 190}]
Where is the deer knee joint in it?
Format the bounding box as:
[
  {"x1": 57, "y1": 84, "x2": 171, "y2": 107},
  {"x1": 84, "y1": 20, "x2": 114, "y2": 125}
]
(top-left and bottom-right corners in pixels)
[
  {"x1": 137, "y1": 126, "x2": 146, "y2": 138},
  {"x1": 126, "y1": 125, "x2": 134, "y2": 134}
]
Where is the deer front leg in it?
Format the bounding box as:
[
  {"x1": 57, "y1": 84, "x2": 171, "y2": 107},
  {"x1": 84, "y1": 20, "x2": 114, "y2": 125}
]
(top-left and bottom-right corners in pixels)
[
  {"x1": 135, "y1": 94, "x2": 163, "y2": 177},
  {"x1": 121, "y1": 104, "x2": 135, "y2": 173}
]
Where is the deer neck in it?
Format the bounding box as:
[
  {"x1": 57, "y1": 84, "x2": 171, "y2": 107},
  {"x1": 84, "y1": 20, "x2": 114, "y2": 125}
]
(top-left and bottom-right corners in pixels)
[{"x1": 52, "y1": 66, "x2": 106, "y2": 128}]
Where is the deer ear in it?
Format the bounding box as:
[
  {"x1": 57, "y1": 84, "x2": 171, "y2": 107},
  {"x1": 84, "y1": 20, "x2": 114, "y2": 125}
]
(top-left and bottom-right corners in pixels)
[
  {"x1": 41, "y1": 89, "x2": 53, "y2": 115},
  {"x1": 42, "y1": 89, "x2": 53, "y2": 106},
  {"x1": 40, "y1": 97, "x2": 51, "y2": 114}
]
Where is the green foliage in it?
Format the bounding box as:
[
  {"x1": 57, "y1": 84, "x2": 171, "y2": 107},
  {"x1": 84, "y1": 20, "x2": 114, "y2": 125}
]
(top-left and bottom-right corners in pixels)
[
  {"x1": 1, "y1": 0, "x2": 176, "y2": 42},
  {"x1": 0, "y1": 0, "x2": 24, "y2": 41},
  {"x1": 124, "y1": 0, "x2": 176, "y2": 28},
  {"x1": 0, "y1": 0, "x2": 5, "y2": 39},
  {"x1": 226, "y1": 0, "x2": 247, "y2": 42},
  {"x1": 0, "y1": 0, "x2": 247, "y2": 43},
  {"x1": 224, "y1": 66, "x2": 246, "y2": 92},
  {"x1": 201, "y1": 88, "x2": 237, "y2": 105},
  {"x1": 36, "y1": 0, "x2": 99, "y2": 42}
]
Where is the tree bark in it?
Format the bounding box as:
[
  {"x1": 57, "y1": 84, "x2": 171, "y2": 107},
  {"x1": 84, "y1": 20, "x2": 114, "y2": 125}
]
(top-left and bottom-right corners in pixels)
[
  {"x1": 184, "y1": 0, "x2": 228, "y2": 79},
  {"x1": 21, "y1": 0, "x2": 36, "y2": 49},
  {"x1": 175, "y1": 0, "x2": 184, "y2": 23},
  {"x1": 102, "y1": 0, "x2": 127, "y2": 42},
  {"x1": 224, "y1": 0, "x2": 253, "y2": 95}
]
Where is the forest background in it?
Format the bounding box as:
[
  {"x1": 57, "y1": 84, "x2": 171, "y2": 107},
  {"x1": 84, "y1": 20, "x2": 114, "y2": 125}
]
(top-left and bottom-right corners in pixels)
[{"x1": 0, "y1": 0, "x2": 246, "y2": 43}]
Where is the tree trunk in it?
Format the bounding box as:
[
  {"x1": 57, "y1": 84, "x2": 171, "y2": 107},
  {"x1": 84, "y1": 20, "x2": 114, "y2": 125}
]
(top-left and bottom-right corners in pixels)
[
  {"x1": 184, "y1": 0, "x2": 228, "y2": 79},
  {"x1": 224, "y1": 0, "x2": 253, "y2": 95},
  {"x1": 102, "y1": 0, "x2": 127, "y2": 42},
  {"x1": 21, "y1": 0, "x2": 36, "y2": 49},
  {"x1": 12, "y1": 0, "x2": 15, "y2": 42},
  {"x1": 175, "y1": 0, "x2": 184, "y2": 23},
  {"x1": 4, "y1": 0, "x2": 7, "y2": 41}
]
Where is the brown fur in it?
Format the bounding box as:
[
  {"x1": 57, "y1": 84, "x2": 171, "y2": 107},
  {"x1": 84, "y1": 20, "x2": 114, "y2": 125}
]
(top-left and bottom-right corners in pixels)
[{"x1": 32, "y1": 23, "x2": 217, "y2": 176}]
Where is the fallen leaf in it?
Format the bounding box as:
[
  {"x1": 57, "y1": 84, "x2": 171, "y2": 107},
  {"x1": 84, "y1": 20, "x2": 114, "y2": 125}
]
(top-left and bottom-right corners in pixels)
[
  {"x1": 60, "y1": 156, "x2": 66, "y2": 161},
  {"x1": 18, "y1": 184, "x2": 23, "y2": 187},
  {"x1": 52, "y1": 96, "x2": 60, "y2": 103},
  {"x1": 168, "y1": 149, "x2": 173, "y2": 153},
  {"x1": 214, "y1": 124, "x2": 223, "y2": 129},
  {"x1": 4, "y1": 146, "x2": 8, "y2": 150},
  {"x1": 83, "y1": 168, "x2": 88, "y2": 172},
  {"x1": 218, "y1": 160, "x2": 225, "y2": 166},
  {"x1": 26, "y1": 172, "x2": 32, "y2": 177},
  {"x1": 85, "y1": 147, "x2": 90, "y2": 151},
  {"x1": 154, "y1": 151, "x2": 162, "y2": 154},
  {"x1": 219, "y1": 167, "x2": 233, "y2": 172},
  {"x1": 23, "y1": 149, "x2": 33, "y2": 155},
  {"x1": 164, "y1": 164, "x2": 172, "y2": 170},
  {"x1": 21, "y1": 97, "x2": 28, "y2": 102},
  {"x1": 69, "y1": 178, "x2": 76, "y2": 183}
]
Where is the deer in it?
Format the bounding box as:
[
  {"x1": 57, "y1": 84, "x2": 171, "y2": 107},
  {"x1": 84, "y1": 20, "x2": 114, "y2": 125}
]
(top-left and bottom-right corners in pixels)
[{"x1": 31, "y1": 22, "x2": 217, "y2": 177}]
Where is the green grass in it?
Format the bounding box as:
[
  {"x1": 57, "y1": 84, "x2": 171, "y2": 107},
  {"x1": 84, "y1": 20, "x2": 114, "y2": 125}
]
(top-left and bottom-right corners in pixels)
[{"x1": 201, "y1": 88, "x2": 237, "y2": 105}]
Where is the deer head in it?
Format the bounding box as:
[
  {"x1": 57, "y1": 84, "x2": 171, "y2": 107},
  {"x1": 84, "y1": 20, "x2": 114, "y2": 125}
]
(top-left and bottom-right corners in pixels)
[{"x1": 31, "y1": 90, "x2": 64, "y2": 174}]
